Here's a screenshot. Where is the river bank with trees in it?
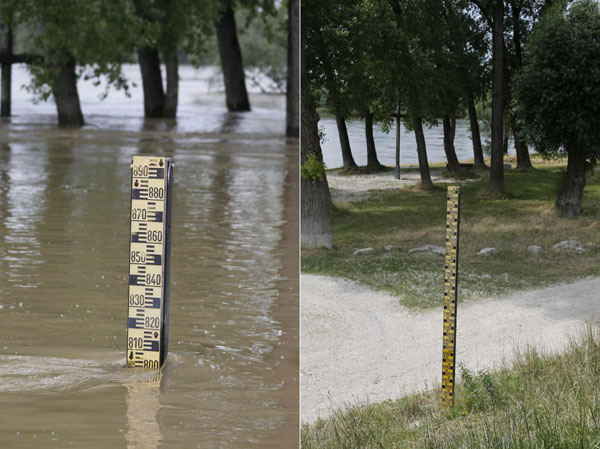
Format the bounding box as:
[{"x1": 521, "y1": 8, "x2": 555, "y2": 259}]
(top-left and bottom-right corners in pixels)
[{"x1": 302, "y1": 0, "x2": 600, "y2": 252}]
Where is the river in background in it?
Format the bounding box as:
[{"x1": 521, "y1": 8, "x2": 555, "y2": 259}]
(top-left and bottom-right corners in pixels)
[
  {"x1": 319, "y1": 116, "x2": 517, "y2": 169},
  {"x1": 0, "y1": 64, "x2": 298, "y2": 448}
]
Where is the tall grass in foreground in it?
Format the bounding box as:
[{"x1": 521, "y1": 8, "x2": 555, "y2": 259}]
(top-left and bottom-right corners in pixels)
[{"x1": 302, "y1": 326, "x2": 600, "y2": 448}]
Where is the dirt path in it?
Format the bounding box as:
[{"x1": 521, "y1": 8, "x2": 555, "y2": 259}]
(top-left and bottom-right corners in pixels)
[
  {"x1": 327, "y1": 170, "x2": 479, "y2": 202},
  {"x1": 301, "y1": 274, "x2": 600, "y2": 423}
]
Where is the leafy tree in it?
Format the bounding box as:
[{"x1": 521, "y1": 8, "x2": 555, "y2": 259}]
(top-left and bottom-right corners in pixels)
[
  {"x1": 237, "y1": 4, "x2": 288, "y2": 94},
  {"x1": 469, "y1": 0, "x2": 507, "y2": 192},
  {"x1": 422, "y1": 0, "x2": 488, "y2": 174},
  {"x1": 305, "y1": 0, "x2": 364, "y2": 170},
  {"x1": 134, "y1": 0, "x2": 211, "y2": 118},
  {"x1": 388, "y1": 0, "x2": 438, "y2": 189},
  {"x1": 13, "y1": 0, "x2": 140, "y2": 126},
  {"x1": 302, "y1": 0, "x2": 332, "y2": 248},
  {"x1": 514, "y1": 0, "x2": 600, "y2": 217},
  {"x1": 213, "y1": 0, "x2": 276, "y2": 112},
  {"x1": 440, "y1": 0, "x2": 490, "y2": 169}
]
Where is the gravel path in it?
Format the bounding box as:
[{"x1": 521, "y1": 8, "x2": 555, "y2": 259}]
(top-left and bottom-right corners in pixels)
[
  {"x1": 327, "y1": 170, "x2": 478, "y2": 202},
  {"x1": 301, "y1": 274, "x2": 600, "y2": 423}
]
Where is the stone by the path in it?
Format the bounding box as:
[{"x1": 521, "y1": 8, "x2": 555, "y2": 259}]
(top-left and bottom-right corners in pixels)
[
  {"x1": 408, "y1": 245, "x2": 445, "y2": 256},
  {"x1": 384, "y1": 245, "x2": 394, "y2": 252},
  {"x1": 528, "y1": 245, "x2": 545, "y2": 255},
  {"x1": 552, "y1": 240, "x2": 585, "y2": 254},
  {"x1": 353, "y1": 247, "x2": 374, "y2": 256},
  {"x1": 478, "y1": 247, "x2": 497, "y2": 256}
]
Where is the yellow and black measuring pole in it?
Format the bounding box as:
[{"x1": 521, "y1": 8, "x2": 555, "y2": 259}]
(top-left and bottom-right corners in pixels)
[
  {"x1": 441, "y1": 185, "x2": 460, "y2": 408},
  {"x1": 126, "y1": 156, "x2": 173, "y2": 370}
]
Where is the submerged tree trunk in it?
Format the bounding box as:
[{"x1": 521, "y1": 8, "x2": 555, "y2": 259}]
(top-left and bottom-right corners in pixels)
[
  {"x1": 300, "y1": 11, "x2": 332, "y2": 248},
  {"x1": 52, "y1": 57, "x2": 84, "y2": 127},
  {"x1": 413, "y1": 115, "x2": 433, "y2": 190},
  {"x1": 164, "y1": 53, "x2": 178, "y2": 118},
  {"x1": 365, "y1": 111, "x2": 384, "y2": 170},
  {"x1": 490, "y1": 0, "x2": 505, "y2": 193},
  {"x1": 510, "y1": 114, "x2": 533, "y2": 171},
  {"x1": 333, "y1": 102, "x2": 357, "y2": 170},
  {"x1": 215, "y1": 2, "x2": 250, "y2": 112},
  {"x1": 467, "y1": 97, "x2": 485, "y2": 167},
  {"x1": 556, "y1": 147, "x2": 586, "y2": 218},
  {"x1": 0, "y1": 20, "x2": 12, "y2": 117},
  {"x1": 138, "y1": 47, "x2": 165, "y2": 118},
  {"x1": 286, "y1": 0, "x2": 299, "y2": 137},
  {"x1": 442, "y1": 113, "x2": 463, "y2": 174}
]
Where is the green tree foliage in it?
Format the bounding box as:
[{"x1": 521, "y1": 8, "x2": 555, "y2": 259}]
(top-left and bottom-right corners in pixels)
[
  {"x1": 14, "y1": 0, "x2": 142, "y2": 100},
  {"x1": 304, "y1": 0, "x2": 362, "y2": 118},
  {"x1": 237, "y1": 3, "x2": 287, "y2": 93},
  {"x1": 136, "y1": 0, "x2": 212, "y2": 60},
  {"x1": 514, "y1": 0, "x2": 600, "y2": 216}
]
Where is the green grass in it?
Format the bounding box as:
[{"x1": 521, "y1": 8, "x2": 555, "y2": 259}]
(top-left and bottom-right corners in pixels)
[
  {"x1": 302, "y1": 326, "x2": 600, "y2": 448},
  {"x1": 302, "y1": 162, "x2": 600, "y2": 309}
]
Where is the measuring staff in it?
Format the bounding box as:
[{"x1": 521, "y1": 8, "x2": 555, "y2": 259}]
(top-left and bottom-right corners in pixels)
[
  {"x1": 441, "y1": 185, "x2": 460, "y2": 408},
  {"x1": 126, "y1": 156, "x2": 173, "y2": 369}
]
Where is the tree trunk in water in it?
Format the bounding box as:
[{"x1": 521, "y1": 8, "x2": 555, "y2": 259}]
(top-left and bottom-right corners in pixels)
[
  {"x1": 467, "y1": 97, "x2": 485, "y2": 167},
  {"x1": 413, "y1": 116, "x2": 433, "y2": 190},
  {"x1": 556, "y1": 147, "x2": 586, "y2": 218},
  {"x1": 365, "y1": 111, "x2": 383, "y2": 170},
  {"x1": 333, "y1": 103, "x2": 357, "y2": 170},
  {"x1": 163, "y1": 53, "x2": 178, "y2": 118},
  {"x1": 138, "y1": 47, "x2": 165, "y2": 118},
  {"x1": 0, "y1": 21, "x2": 12, "y2": 117},
  {"x1": 490, "y1": 0, "x2": 505, "y2": 193},
  {"x1": 215, "y1": 3, "x2": 250, "y2": 112},
  {"x1": 300, "y1": 10, "x2": 332, "y2": 248},
  {"x1": 53, "y1": 58, "x2": 84, "y2": 127},
  {"x1": 286, "y1": 0, "x2": 299, "y2": 137},
  {"x1": 510, "y1": 114, "x2": 533, "y2": 171},
  {"x1": 442, "y1": 113, "x2": 462, "y2": 174}
]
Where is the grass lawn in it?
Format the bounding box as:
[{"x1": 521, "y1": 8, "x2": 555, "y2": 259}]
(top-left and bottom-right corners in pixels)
[
  {"x1": 302, "y1": 327, "x2": 600, "y2": 448},
  {"x1": 302, "y1": 159, "x2": 600, "y2": 309}
]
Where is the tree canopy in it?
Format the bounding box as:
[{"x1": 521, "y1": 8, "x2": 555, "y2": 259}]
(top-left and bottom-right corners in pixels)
[
  {"x1": 514, "y1": 0, "x2": 600, "y2": 160},
  {"x1": 514, "y1": 0, "x2": 600, "y2": 216}
]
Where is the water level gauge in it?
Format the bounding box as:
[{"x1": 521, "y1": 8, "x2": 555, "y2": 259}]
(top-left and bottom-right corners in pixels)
[{"x1": 126, "y1": 156, "x2": 173, "y2": 369}]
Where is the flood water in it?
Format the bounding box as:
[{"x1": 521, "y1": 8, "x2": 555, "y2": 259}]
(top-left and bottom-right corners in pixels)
[
  {"x1": 319, "y1": 117, "x2": 517, "y2": 169},
  {"x1": 0, "y1": 65, "x2": 298, "y2": 448}
]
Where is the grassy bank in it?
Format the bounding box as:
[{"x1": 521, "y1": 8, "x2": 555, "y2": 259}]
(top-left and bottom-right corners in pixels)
[
  {"x1": 302, "y1": 327, "x2": 600, "y2": 448},
  {"x1": 302, "y1": 161, "x2": 600, "y2": 309}
]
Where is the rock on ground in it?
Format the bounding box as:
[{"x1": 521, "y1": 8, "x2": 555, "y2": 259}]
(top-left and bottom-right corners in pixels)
[
  {"x1": 408, "y1": 245, "x2": 445, "y2": 256},
  {"x1": 478, "y1": 247, "x2": 497, "y2": 255},
  {"x1": 353, "y1": 247, "x2": 374, "y2": 256},
  {"x1": 528, "y1": 245, "x2": 545, "y2": 255},
  {"x1": 552, "y1": 240, "x2": 585, "y2": 254}
]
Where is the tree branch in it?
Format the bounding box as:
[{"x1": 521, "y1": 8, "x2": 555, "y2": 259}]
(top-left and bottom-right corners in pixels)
[
  {"x1": 0, "y1": 53, "x2": 44, "y2": 64},
  {"x1": 469, "y1": 0, "x2": 493, "y2": 29}
]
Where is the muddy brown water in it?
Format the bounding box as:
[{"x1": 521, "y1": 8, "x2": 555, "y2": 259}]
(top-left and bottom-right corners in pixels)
[{"x1": 0, "y1": 98, "x2": 298, "y2": 448}]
